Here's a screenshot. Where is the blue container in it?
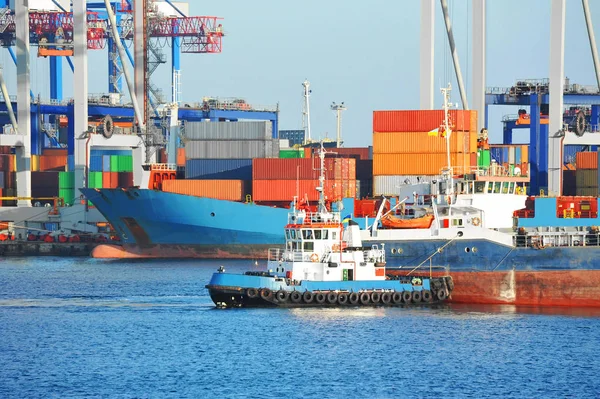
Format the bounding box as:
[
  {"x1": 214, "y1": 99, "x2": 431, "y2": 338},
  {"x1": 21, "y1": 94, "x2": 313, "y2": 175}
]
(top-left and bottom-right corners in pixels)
[
  {"x1": 44, "y1": 222, "x2": 59, "y2": 232},
  {"x1": 563, "y1": 145, "x2": 585, "y2": 164},
  {"x1": 185, "y1": 159, "x2": 253, "y2": 180},
  {"x1": 490, "y1": 147, "x2": 503, "y2": 164},
  {"x1": 91, "y1": 149, "x2": 132, "y2": 156},
  {"x1": 102, "y1": 155, "x2": 111, "y2": 172},
  {"x1": 89, "y1": 155, "x2": 103, "y2": 172},
  {"x1": 515, "y1": 146, "x2": 521, "y2": 164}
]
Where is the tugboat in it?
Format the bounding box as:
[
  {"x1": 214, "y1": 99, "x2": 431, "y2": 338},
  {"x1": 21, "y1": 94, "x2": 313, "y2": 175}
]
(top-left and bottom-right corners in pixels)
[{"x1": 206, "y1": 146, "x2": 454, "y2": 308}]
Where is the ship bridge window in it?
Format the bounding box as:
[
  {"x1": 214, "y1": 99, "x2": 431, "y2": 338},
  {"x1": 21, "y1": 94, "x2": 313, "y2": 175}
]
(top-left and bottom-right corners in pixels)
[
  {"x1": 332, "y1": 231, "x2": 338, "y2": 240},
  {"x1": 475, "y1": 182, "x2": 485, "y2": 193},
  {"x1": 502, "y1": 182, "x2": 509, "y2": 194},
  {"x1": 487, "y1": 182, "x2": 493, "y2": 193},
  {"x1": 493, "y1": 183, "x2": 501, "y2": 194},
  {"x1": 302, "y1": 229, "x2": 313, "y2": 240},
  {"x1": 290, "y1": 230, "x2": 297, "y2": 239},
  {"x1": 509, "y1": 182, "x2": 515, "y2": 194},
  {"x1": 452, "y1": 218, "x2": 464, "y2": 226},
  {"x1": 303, "y1": 242, "x2": 314, "y2": 251},
  {"x1": 314, "y1": 229, "x2": 322, "y2": 239}
]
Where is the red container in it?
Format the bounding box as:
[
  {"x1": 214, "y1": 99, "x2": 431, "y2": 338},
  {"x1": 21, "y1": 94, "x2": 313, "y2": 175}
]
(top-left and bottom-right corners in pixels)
[
  {"x1": 253, "y1": 158, "x2": 335, "y2": 180},
  {"x1": 39, "y1": 155, "x2": 67, "y2": 171},
  {"x1": 102, "y1": 172, "x2": 119, "y2": 188},
  {"x1": 42, "y1": 148, "x2": 68, "y2": 156},
  {"x1": 177, "y1": 148, "x2": 186, "y2": 167},
  {"x1": 373, "y1": 110, "x2": 475, "y2": 133},
  {"x1": 162, "y1": 179, "x2": 248, "y2": 201},
  {"x1": 118, "y1": 172, "x2": 134, "y2": 188},
  {"x1": 576, "y1": 152, "x2": 597, "y2": 170}
]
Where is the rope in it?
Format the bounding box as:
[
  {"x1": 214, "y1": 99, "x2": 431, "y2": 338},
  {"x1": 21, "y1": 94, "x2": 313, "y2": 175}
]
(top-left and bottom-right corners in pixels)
[
  {"x1": 406, "y1": 234, "x2": 460, "y2": 276},
  {"x1": 492, "y1": 246, "x2": 516, "y2": 271}
]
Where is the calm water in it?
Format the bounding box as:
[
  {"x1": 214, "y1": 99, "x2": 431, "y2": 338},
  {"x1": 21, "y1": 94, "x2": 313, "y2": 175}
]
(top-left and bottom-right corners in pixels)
[{"x1": 1, "y1": 257, "x2": 599, "y2": 399}]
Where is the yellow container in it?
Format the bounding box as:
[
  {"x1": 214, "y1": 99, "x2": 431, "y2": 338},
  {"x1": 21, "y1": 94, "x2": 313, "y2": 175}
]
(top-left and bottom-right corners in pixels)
[{"x1": 31, "y1": 155, "x2": 39, "y2": 172}]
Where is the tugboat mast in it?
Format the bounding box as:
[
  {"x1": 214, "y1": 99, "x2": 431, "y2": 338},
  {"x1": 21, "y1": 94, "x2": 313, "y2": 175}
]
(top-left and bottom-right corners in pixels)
[
  {"x1": 316, "y1": 142, "x2": 328, "y2": 214},
  {"x1": 441, "y1": 84, "x2": 455, "y2": 198}
]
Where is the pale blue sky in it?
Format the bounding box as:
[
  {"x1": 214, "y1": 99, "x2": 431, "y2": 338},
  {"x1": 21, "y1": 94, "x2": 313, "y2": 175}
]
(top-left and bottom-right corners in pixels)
[{"x1": 2, "y1": 0, "x2": 600, "y2": 146}]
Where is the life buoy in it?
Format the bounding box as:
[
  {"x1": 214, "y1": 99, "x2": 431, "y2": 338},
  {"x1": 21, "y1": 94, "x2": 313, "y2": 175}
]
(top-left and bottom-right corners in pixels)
[
  {"x1": 371, "y1": 292, "x2": 381, "y2": 304},
  {"x1": 411, "y1": 277, "x2": 422, "y2": 286},
  {"x1": 260, "y1": 288, "x2": 273, "y2": 300},
  {"x1": 412, "y1": 291, "x2": 422, "y2": 303},
  {"x1": 337, "y1": 293, "x2": 348, "y2": 305},
  {"x1": 436, "y1": 289, "x2": 448, "y2": 301},
  {"x1": 246, "y1": 288, "x2": 258, "y2": 299},
  {"x1": 315, "y1": 292, "x2": 326, "y2": 304},
  {"x1": 421, "y1": 289, "x2": 432, "y2": 303},
  {"x1": 360, "y1": 292, "x2": 370, "y2": 305},
  {"x1": 327, "y1": 292, "x2": 338, "y2": 304},
  {"x1": 332, "y1": 244, "x2": 340, "y2": 252},
  {"x1": 310, "y1": 253, "x2": 319, "y2": 262},
  {"x1": 302, "y1": 291, "x2": 314, "y2": 303},
  {"x1": 349, "y1": 292, "x2": 360, "y2": 305},
  {"x1": 381, "y1": 292, "x2": 392, "y2": 305},
  {"x1": 472, "y1": 217, "x2": 481, "y2": 227},
  {"x1": 276, "y1": 290, "x2": 289, "y2": 302},
  {"x1": 392, "y1": 292, "x2": 403, "y2": 304}
]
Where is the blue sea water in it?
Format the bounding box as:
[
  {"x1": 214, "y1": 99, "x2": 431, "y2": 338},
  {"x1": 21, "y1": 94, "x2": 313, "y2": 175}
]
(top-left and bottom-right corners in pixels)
[{"x1": 1, "y1": 257, "x2": 600, "y2": 399}]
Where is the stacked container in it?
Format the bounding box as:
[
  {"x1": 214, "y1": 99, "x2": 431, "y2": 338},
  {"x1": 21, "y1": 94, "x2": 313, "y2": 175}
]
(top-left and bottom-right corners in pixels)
[
  {"x1": 488, "y1": 144, "x2": 529, "y2": 176},
  {"x1": 372, "y1": 110, "x2": 477, "y2": 196},
  {"x1": 89, "y1": 149, "x2": 134, "y2": 190},
  {"x1": 575, "y1": 152, "x2": 599, "y2": 196},
  {"x1": 58, "y1": 171, "x2": 76, "y2": 205},
  {"x1": 0, "y1": 146, "x2": 16, "y2": 205},
  {"x1": 252, "y1": 158, "x2": 357, "y2": 202},
  {"x1": 39, "y1": 148, "x2": 67, "y2": 171}
]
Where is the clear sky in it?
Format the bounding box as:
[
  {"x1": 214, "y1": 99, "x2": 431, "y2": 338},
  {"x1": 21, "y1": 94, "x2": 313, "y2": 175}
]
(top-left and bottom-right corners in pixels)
[{"x1": 1, "y1": 0, "x2": 599, "y2": 147}]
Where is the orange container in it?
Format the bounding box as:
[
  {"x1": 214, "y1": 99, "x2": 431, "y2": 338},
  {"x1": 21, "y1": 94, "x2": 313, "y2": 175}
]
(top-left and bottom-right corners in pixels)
[
  {"x1": 304, "y1": 147, "x2": 312, "y2": 158},
  {"x1": 373, "y1": 153, "x2": 471, "y2": 175},
  {"x1": 522, "y1": 145, "x2": 529, "y2": 164},
  {"x1": 162, "y1": 179, "x2": 248, "y2": 201},
  {"x1": 373, "y1": 110, "x2": 475, "y2": 133},
  {"x1": 252, "y1": 179, "x2": 354, "y2": 201},
  {"x1": 576, "y1": 152, "x2": 597, "y2": 170},
  {"x1": 42, "y1": 148, "x2": 68, "y2": 156},
  {"x1": 372, "y1": 131, "x2": 475, "y2": 154},
  {"x1": 102, "y1": 172, "x2": 119, "y2": 188},
  {"x1": 176, "y1": 148, "x2": 186, "y2": 167},
  {"x1": 39, "y1": 155, "x2": 67, "y2": 171}
]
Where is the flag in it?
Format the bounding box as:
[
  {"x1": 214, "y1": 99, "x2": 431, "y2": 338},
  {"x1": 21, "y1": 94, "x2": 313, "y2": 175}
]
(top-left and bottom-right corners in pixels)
[
  {"x1": 427, "y1": 128, "x2": 438, "y2": 137},
  {"x1": 342, "y1": 214, "x2": 352, "y2": 223}
]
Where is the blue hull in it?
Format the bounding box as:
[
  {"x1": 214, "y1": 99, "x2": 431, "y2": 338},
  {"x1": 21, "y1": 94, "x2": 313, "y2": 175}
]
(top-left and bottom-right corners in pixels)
[{"x1": 81, "y1": 188, "x2": 289, "y2": 258}]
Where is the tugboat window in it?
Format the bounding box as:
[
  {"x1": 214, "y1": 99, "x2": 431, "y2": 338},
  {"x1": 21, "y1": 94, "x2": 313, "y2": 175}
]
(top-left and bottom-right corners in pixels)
[
  {"x1": 302, "y1": 229, "x2": 313, "y2": 239},
  {"x1": 332, "y1": 231, "x2": 337, "y2": 240},
  {"x1": 475, "y1": 181, "x2": 485, "y2": 193},
  {"x1": 290, "y1": 230, "x2": 296, "y2": 239},
  {"x1": 303, "y1": 242, "x2": 314, "y2": 251},
  {"x1": 314, "y1": 229, "x2": 322, "y2": 239}
]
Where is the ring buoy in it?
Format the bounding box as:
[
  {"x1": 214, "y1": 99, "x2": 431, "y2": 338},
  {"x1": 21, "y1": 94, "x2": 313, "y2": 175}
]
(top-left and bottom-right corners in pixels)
[
  {"x1": 472, "y1": 217, "x2": 481, "y2": 227},
  {"x1": 327, "y1": 292, "x2": 338, "y2": 304},
  {"x1": 411, "y1": 277, "x2": 422, "y2": 286},
  {"x1": 260, "y1": 288, "x2": 273, "y2": 300},
  {"x1": 246, "y1": 288, "x2": 258, "y2": 299},
  {"x1": 371, "y1": 292, "x2": 381, "y2": 303},
  {"x1": 436, "y1": 289, "x2": 448, "y2": 301},
  {"x1": 402, "y1": 291, "x2": 412, "y2": 303},
  {"x1": 412, "y1": 291, "x2": 422, "y2": 303},
  {"x1": 360, "y1": 292, "x2": 370, "y2": 305},
  {"x1": 310, "y1": 253, "x2": 319, "y2": 262},
  {"x1": 332, "y1": 244, "x2": 340, "y2": 252},
  {"x1": 338, "y1": 293, "x2": 348, "y2": 305},
  {"x1": 421, "y1": 289, "x2": 432, "y2": 303},
  {"x1": 290, "y1": 291, "x2": 302, "y2": 303},
  {"x1": 276, "y1": 290, "x2": 289, "y2": 302},
  {"x1": 381, "y1": 292, "x2": 392, "y2": 305},
  {"x1": 392, "y1": 292, "x2": 403, "y2": 304},
  {"x1": 349, "y1": 292, "x2": 360, "y2": 305},
  {"x1": 315, "y1": 292, "x2": 326, "y2": 304},
  {"x1": 302, "y1": 291, "x2": 314, "y2": 303}
]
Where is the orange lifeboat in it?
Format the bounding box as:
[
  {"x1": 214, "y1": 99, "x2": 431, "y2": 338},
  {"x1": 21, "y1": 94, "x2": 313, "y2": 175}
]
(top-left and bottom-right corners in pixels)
[{"x1": 380, "y1": 213, "x2": 435, "y2": 229}]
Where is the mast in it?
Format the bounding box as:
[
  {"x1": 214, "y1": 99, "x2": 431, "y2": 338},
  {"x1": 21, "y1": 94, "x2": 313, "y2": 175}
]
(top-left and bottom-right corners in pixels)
[
  {"x1": 441, "y1": 84, "x2": 454, "y2": 197},
  {"x1": 302, "y1": 80, "x2": 312, "y2": 144},
  {"x1": 316, "y1": 142, "x2": 327, "y2": 213}
]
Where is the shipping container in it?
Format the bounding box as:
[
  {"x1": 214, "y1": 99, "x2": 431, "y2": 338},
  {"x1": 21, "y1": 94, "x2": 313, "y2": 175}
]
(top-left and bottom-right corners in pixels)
[
  {"x1": 39, "y1": 155, "x2": 67, "y2": 171},
  {"x1": 162, "y1": 179, "x2": 249, "y2": 201},
  {"x1": 372, "y1": 131, "x2": 475, "y2": 154},
  {"x1": 278, "y1": 130, "x2": 305, "y2": 146},
  {"x1": 356, "y1": 160, "x2": 373, "y2": 181},
  {"x1": 253, "y1": 158, "x2": 355, "y2": 180},
  {"x1": 563, "y1": 145, "x2": 586, "y2": 164},
  {"x1": 91, "y1": 149, "x2": 132, "y2": 156},
  {"x1": 576, "y1": 151, "x2": 598, "y2": 170},
  {"x1": 88, "y1": 171, "x2": 103, "y2": 188},
  {"x1": 185, "y1": 159, "x2": 253, "y2": 180},
  {"x1": 576, "y1": 187, "x2": 598, "y2": 196},
  {"x1": 0, "y1": 171, "x2": 3, "y2": 189},
  {"x1": 118, "y1": 172, "x2": 134, "y2": 188},
  {"x1": 177, "y1": 148, "x2": 186, "y2": 166},
  {"x1": 185, "y1": 139, "x2": 280, "y2": 159},
  {"x1": 478, "y1": 149, "x2": 491, "y2": 168},
  {"x1": 58, "y1": 188, "x2": 76, "y2": 205},
  {"x1": 90, "y1": 155, "x2": 103, "y2": 172},
  {"x1": 58, "y1": 171, "x2": 74, "y2": 189},
  {"x1": 279, "y1": 149, "x2": 305, "y2": 159},
  {"x1": 185, "y1": 121, "x2": 273, "y2": 140},
  {"x1": 253, "y1": 179, "x2": 353, "y2": 202},
  {"x1": 373, "y1": 153, "x2": 472, "y2": 175},
  {"x1": 31, "y1": 171, "x2": 59, "y2": 189},
  {"x1": 102, "y1": 155, "x2": 111, "y2": 172},
  {"x1": 42, "y1": 148, "x2": 68, "y2": 156},
  {"x1": 356, "y1": 179, "x2": 373, "y2": 198},
  {"x1": 102, "y1": 172, "x2": 119, "y2": 189},
  {"x1": 576, "y1": 169, "x2": 598, "y2": 187},
  {"x1": 330, "y1": 147, "x2": 371, "y2": 160},
  {"x1": 563, "y1": 170, "x2": 577, "y2": 196},
  {"x1": 31, "y1": 155, "x2": 39, "y2": 171},
  {"x1": 373, "y1": 110, "x2": 475, "y2": 133}
]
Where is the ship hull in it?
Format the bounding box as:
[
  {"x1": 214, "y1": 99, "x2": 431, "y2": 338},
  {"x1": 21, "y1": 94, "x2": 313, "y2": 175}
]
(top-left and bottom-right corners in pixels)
[{"x1": 91, "y1": 243, "x2": 273, "y2": 259}]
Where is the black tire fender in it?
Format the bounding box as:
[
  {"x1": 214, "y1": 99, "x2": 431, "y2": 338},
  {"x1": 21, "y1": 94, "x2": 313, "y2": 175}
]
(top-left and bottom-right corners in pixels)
[
  {"x1": 338, "y1": 293, "x2": 348, "y2": 305},
  {"x1": 246, "y1": 288, "x2": 258, "y2": 299},
  {"x1": 326, "y1": 292, "x2": 338, "y2": 304}
]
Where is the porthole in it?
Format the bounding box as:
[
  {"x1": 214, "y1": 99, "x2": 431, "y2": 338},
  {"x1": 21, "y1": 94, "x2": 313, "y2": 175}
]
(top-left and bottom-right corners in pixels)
[
  {"x1": 397, "y1": 248, "x2": 403, "y2": 254},
  {"x1": 465, "y1": 247, "x2": 471, "y2": 253},
  {"x1": 391, "y1": 248, "x2": 397, "y2": 254},
  {"x1": 472, "y1": 247, "x2": 478, "y2": 253},
  {"x1": 210, "y1": 212, "x2": 215, "y2": 217}
]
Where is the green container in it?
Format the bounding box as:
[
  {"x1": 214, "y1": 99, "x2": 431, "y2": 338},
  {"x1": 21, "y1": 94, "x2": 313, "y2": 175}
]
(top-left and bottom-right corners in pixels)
[
  {"x1": 58, "y1": 171, "x2": 75, "y2": 189},
  {"x1": 478, "y1": 149, "x2": 491, "y2": 168},
  {"x1": 59, "y1": 188, "x2": 76, "y2": 205},
  {"x1": 279, "y1": 149, "x2": 304, "y2": 159},
  {"x1": 120, "y1": 155, "x2": 133, "y2": 172},
  {"x1": 88, "y1": 171, "x2": 103, "y2": 188},
  {"x1": 110, "y1": 155, "x2": 119, "y2": 172}
]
